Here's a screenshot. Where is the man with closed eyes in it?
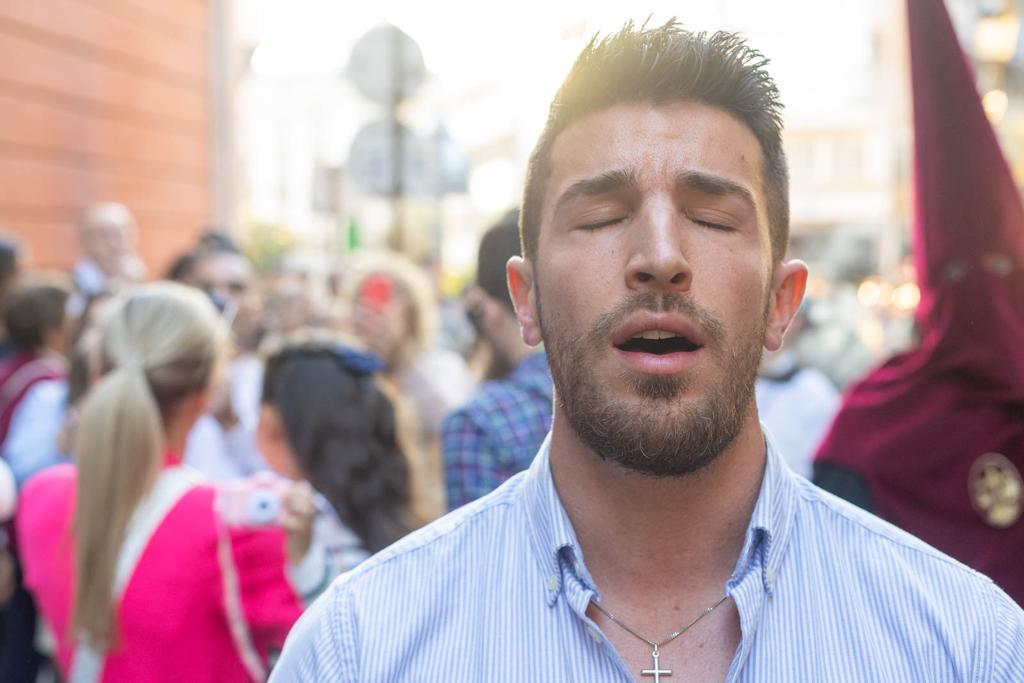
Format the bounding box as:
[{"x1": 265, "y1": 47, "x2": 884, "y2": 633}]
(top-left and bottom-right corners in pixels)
[{"x1": 272, "y1": 20, "x2": 1023, "y2": 682}]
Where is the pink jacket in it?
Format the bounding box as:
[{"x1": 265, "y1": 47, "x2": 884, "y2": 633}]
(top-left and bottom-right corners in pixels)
[{"x1": 17, "y1": 464, "x2": 304, "y2": 682}]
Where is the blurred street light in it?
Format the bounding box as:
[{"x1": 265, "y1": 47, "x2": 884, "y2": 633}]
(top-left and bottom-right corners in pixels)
[
  {"x1": 857, "y1": 278, "x2": 884, "y2": 308},
  {"x1": 975, "y1": 9, "x2": 1020, "y2": 65},
  {"x1": 983, "y1": 88, "x2": 1010, "y2": 122},
  {"x1": 892, "y1": 282, "x2": 921, "y2": 312}
]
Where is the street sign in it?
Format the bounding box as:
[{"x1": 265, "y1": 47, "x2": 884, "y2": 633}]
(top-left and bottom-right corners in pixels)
[
  {"x1": 348, "y1": 119, "x2": 470, "y2": 198},
  {"x1": 348, "y1": 23, "x2": 426, "y2": 104},
  {"x1": 348, "y1": 118, "x2": 427, "y2": 196}
]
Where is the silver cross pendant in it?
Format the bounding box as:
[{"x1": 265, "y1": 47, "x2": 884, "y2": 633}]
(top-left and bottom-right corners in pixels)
[{"x1": 641, "y1": 644, "x2": 671, "y2": 681}]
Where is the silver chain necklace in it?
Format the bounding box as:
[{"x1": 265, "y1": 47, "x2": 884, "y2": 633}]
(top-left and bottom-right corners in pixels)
[{"x1": 590, "y1": 594, "x2": 729, "y2": 682}]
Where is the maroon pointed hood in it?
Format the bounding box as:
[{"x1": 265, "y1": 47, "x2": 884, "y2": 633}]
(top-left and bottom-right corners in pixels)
[
  {"x1": 908, "y1": 0, "x2": 1024, "y2": 391},
  {"x1": 815, "y1": 0, "x2": 1024, "y2": 604}
]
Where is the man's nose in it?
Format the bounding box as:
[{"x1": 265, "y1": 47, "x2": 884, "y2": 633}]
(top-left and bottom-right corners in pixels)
[{"x1": 625, "y1": 204, "x2": 692, "y2": 292}]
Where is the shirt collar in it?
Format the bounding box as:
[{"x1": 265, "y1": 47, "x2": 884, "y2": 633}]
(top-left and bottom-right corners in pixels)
[
  {"x1": 520, "y1": 434, "x2": 583, "y2": 606},
  {"x1": 520, "y1": 427, "x2": 798, "y2": 606},
  {"x1": 728, "y1": 430, "x2": 797, "y2": 595}
]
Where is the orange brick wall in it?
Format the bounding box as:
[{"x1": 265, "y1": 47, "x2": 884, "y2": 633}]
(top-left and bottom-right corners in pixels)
[{"x1": 0, "y1": 0, "x2": 211, "y2": 276}]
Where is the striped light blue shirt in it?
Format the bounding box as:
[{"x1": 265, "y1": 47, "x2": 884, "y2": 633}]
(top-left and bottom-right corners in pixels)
[{"x1": 271, "y1": 433, "x2": 1024, "y2": 681}]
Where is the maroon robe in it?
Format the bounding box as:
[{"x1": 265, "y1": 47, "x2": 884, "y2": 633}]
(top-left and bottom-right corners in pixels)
[{"x1": 815, "y1": 0, "x2": 1024, "y2": 605}]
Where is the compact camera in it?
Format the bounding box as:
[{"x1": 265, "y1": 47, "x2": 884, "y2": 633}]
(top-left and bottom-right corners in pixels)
[{"x1": 216, "y1": 473, "x2": 293, "y2": 527}]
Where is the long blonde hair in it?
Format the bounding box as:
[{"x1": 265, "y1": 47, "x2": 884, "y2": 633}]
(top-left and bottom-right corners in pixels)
[{"x1": 73, "y1": 282, "x2": 225, "y2": 649}]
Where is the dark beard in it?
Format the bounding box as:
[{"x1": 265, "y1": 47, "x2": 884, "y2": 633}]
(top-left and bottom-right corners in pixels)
[{"x1": 540, "y1": 290, "x2": 766, "y2": 477}]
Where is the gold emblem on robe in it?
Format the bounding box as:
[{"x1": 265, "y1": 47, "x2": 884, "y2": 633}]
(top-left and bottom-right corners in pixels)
[{"x1": 968, "y1": 452, "x2": 1023, "y2": 529}]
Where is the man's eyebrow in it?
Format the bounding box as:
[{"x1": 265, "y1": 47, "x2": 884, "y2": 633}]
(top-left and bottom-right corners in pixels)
[
  {"x1": 675, "y1": 171, "x2": 756, "y2": 211},
  {"x1": 553, "y1": 168, "x2": 638, "y2": 214}
]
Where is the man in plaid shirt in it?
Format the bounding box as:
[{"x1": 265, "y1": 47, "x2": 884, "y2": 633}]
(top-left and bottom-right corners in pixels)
[{"x1": 442, "y1": 213, "x2": 553, "y2": 511}]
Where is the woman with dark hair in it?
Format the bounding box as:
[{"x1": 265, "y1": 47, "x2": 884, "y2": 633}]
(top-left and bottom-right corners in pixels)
[{"x1": 257, "y1": 339, "x2": 416, "y2": 580}]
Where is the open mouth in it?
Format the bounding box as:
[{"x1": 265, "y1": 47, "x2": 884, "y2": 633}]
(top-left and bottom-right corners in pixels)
[{"x1": 614, "y1": 330, "x2": 702, "y2": 355}]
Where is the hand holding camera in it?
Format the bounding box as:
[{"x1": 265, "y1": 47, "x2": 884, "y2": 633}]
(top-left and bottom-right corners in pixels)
[
  {"x1": 282, "y1": 481, "x2": 316, "y2": 566},
  {"x1": 216, "y1": 474, "x2": 317, "y2": 566}
]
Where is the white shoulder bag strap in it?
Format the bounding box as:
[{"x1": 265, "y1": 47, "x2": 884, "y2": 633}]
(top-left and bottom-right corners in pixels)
[{"x1": 69, "y1": 467, "x2": 198, "y2": 683}]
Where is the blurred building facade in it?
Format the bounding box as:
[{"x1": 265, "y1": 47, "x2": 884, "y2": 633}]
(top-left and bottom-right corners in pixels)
[
  {"x1": 0, "y1": 1, "x2": 221, "y2": 274},
  {"x1": 949, "y1": 0, "x2": 1024, "y2": 180},
  {"x1": 785, "y1": 1, "x2": 912, "y2": 282},
  {"x1": 232, "y1": 2, "x2": 916, "y2": 285},
  {"x1": 231, "y1": 1, "x2": 922, "y2": 387}
]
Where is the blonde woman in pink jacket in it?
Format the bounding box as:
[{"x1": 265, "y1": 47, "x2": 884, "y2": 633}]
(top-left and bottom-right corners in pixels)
[{"x1": 17, "y1": 282, "x2": 315, "y2": 682}]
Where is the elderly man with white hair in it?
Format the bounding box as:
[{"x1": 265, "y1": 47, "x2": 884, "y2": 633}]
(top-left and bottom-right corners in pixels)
[{"x1": 72, "y1": 202, "x2": 147, "y2": 296}]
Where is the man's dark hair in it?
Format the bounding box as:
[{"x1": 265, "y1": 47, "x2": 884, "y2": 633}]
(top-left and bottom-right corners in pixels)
[
  {"x1": 477, "y1": 209, "x2": 521, "y2": 314},
  {"x1": 197, "y1": 229, "x2": 241, "y2": 255},
  {"x1": 5, "y1": 283, "x2": 70, "y2": 353},
  {"x1": 165, "y1": 251, "x2": 198, "y2": 282},
  {"x1": 520, "y1": 19, "x2": 788, "y2": 263},
  {"x1": 167, "y1": 229, "x2": 249, "y2": 283}
]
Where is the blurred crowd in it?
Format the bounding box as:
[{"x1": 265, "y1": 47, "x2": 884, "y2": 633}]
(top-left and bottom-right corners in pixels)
[
  {"x1": 0, "y1": 202, "x2": 560, "y2": 681},
  {"x1": 1, "y1": 1, "x2": 1021, "y2": 678},
  {"x1": 0, "y1": 198, "x2": 848, "y2": 682}
]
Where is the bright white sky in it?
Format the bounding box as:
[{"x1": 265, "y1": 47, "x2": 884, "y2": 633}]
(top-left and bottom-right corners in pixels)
[{"x1": 242, "y1": 0, "x2": 892, "y2": 127}]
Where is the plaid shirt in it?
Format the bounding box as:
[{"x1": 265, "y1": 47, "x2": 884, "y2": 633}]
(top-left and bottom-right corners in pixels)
[{"x1": 442, "y1": 352, "x2": 552, "y2": 511}]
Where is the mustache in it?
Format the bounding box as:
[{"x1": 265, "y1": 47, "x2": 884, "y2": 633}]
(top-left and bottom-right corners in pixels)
[{"x1": 590, "y1": 292, "x2": 725, "y2": 346}]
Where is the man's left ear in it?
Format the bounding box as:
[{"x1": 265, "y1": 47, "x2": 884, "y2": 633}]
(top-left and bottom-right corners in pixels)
[
  {"x1": 764, "y1": 260, "x2": 808, "y2": 352},
  {"x1": 507, "y1": 256, "x2": 542, "y2": 347}
]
